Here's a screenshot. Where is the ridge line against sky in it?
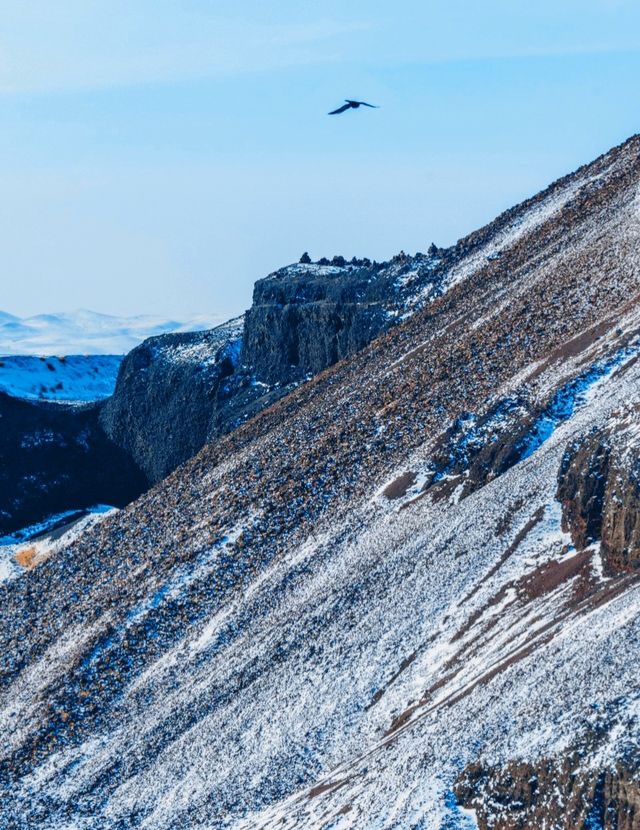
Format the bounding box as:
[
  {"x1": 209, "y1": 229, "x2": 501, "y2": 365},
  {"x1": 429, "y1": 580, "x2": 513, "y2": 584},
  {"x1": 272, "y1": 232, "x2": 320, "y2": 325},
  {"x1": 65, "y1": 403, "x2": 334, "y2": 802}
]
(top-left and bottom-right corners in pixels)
[{"x1": 0, "y1": 0, "x2": 639, "y2": 320}]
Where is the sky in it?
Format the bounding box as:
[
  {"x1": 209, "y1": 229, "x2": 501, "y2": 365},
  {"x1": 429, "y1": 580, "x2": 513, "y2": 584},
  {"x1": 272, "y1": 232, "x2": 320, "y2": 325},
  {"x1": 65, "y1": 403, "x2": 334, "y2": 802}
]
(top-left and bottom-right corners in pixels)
[{"x1": 1, "y1": 0, "x2": 640, "y2": 320}]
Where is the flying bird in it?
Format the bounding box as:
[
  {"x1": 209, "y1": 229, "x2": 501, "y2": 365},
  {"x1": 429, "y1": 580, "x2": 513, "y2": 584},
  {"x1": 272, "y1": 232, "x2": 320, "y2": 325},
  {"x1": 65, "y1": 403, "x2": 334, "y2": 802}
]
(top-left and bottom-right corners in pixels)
[{"x1": 328, "y1": 99, "x2": 379, "y2": 115}]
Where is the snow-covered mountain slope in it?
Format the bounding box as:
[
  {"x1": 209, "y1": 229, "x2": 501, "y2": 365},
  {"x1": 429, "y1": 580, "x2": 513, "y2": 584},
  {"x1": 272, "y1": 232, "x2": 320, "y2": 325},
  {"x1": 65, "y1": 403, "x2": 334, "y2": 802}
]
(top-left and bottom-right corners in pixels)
[
  {"x1": 2, "y1": 134, "x2": 640, "y2": 829},
  {"x1": 0, "y1": 355, "x2": 122, "y2": 402},
  {"x1": 0, "y1": 310, "x2": 226, "y2": 357},
  {"x1": 0, "y1": 505, "x2": 116, "y2": 584}
]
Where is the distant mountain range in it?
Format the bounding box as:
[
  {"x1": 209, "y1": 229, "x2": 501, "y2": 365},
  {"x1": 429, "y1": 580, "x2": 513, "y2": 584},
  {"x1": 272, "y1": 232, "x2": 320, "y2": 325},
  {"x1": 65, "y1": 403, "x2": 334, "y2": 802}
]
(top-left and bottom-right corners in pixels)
[{"x1": 0, "y1": 309, "x2": 226, "y2": 356}]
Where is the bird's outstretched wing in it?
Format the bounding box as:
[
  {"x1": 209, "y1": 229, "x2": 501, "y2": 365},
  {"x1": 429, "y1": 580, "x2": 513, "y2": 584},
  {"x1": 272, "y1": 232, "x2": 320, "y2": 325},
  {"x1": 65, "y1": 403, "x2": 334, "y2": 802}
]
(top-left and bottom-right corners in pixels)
[
  {"x1": 329, "y1": 103, "x2": 352, "y2": 115},
  {"x1": 346, "y1": 99, "x2": 379, "y2": 108}
]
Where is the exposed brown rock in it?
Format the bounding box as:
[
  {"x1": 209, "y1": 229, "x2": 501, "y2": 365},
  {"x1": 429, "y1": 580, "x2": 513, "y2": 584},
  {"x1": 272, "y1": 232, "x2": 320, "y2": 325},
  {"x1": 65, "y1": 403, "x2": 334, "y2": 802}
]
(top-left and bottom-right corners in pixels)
[
  {"x1": 454, "y1": 757, "x2": 640, "y2": 830},
  {"x1": 557, "y1": 411, "x2": 640, "y2": 574},
  {"x1": 382, "y1": 471, "x2": 417, "y2": 500},
  {"x1": 557, "y1": 435, "x2": 611, "y2": 550}
]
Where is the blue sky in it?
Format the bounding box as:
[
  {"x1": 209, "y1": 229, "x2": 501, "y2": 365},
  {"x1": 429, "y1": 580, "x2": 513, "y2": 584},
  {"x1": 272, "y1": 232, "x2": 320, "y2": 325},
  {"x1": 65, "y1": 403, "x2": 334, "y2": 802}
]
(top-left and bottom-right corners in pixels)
[{"x1": 1, "y1": 0, "x2": 640, "y2": 319}]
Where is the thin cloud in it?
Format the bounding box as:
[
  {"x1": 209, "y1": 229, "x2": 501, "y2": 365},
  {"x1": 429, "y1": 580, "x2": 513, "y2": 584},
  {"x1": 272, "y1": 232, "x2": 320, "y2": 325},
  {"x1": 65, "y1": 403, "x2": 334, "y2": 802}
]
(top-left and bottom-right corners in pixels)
[{"x1": 0, "y1": 5, "x2": 372, "y2": 95}]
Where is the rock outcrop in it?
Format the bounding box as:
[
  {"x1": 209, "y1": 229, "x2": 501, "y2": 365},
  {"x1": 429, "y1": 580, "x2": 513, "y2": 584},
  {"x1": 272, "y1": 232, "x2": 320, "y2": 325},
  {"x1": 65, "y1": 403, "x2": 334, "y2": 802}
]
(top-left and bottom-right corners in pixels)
[
  {"x1": 454, "y1": 756, "x2": 640, "y2": 830},
  {"x1": 241, "y1": 256, "x2": 441, "y2": 385},
  {"x1": 99, "y1": 318, "x2": 246, "y2": 484},
  {"x1": 1, "y1": 254, "x2": 447, "y2": 522},
  {"x1": 557, "y1": 405, "x2": 640, "y2": 574}
]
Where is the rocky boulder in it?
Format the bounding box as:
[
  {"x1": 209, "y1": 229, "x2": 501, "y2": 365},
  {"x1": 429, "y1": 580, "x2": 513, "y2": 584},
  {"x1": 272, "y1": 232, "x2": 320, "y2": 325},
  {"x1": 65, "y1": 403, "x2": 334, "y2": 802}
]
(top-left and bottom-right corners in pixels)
[{"x1": 455, "y1": 756, "x2": 640, "y2": 830}]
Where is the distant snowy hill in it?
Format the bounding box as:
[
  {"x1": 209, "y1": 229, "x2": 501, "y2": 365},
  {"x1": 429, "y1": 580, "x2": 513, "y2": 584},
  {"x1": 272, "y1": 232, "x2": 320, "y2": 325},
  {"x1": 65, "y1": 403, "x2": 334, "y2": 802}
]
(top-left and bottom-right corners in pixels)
[
  {"x1": 0, "y1": 309, "x2": 226, "y2": 357},
  {"x1": 0, "y1": 354, "x2": 123, "y2": 402}
]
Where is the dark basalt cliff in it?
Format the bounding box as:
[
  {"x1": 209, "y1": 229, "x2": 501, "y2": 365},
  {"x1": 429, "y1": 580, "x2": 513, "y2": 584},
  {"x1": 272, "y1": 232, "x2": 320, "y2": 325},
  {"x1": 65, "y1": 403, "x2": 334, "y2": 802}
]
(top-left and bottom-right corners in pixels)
[
  {"x1": 2, "y1": 257, "x2": 441, "y2": 529},
  {"x1": 557, "y1": 409, "x2": 640, "y2": 575},
  {"x1": 99, "y1": 320, "x2": 247, "y2": 485},
  {"x1": 98, "y1": 258, "x2": 423, "y2": 487},
  {"x1": 243, "y1": 259, "x2": 418, "y2": 385},
  {"x1": 99, "y1": 258, "x2": 423, "y2": 487}
]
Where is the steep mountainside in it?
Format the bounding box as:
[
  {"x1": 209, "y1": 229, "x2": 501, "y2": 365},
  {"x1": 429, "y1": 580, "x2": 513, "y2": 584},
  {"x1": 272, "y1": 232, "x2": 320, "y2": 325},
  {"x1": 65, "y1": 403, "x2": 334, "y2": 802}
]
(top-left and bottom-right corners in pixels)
[
  {"x1": 3, "y1": 132, "x2": 609, "y2": 526},
  {"x1": 2, "y1": 135, "x2": 640, "y2": 828},
  {"x1": 84, "y1": 122, "x2": 640, "y2": 487}
]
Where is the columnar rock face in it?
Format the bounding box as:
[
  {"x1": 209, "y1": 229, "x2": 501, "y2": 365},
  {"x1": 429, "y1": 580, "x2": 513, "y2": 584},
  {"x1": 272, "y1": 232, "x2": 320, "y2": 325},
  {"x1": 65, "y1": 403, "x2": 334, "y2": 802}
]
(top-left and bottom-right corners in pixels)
[
  {"x1": 4, "y1": 135, "x2": 640, "y2": 829},
  {"x1": 241, "y1": 258, "x2": 435, "y2": 385},
  {"x1": 0, "y1": 321, "x2": 248, "y2": 533},
  {"x1": 0, "y1": 250, "x2": 450, "y2": 522},
  {"x1": 99, "y1": 319, "x2": 245, "y2": 484},
  {"x1": 557, "y1": 405, "x2": 640, "y2": 574},
  {"x1": 557, "y1": 436, "x2": 610, "y2": 550}
]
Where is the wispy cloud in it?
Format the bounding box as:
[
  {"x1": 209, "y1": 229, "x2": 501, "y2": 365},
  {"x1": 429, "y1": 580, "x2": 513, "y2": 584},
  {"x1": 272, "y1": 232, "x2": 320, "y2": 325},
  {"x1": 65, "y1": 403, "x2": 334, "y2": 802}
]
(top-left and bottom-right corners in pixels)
[
  {"x1": 2, "y1": 0, "x2": 640, "y2": 96},
  {"x1": 0, "y1": 2, "x2": 371, "y2": 94}
]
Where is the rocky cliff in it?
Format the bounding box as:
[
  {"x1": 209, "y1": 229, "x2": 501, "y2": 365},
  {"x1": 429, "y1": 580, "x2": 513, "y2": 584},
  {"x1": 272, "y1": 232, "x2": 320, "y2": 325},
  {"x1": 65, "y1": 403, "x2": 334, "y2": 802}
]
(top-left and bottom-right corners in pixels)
[
  {"x1": 241, "y1": 254, "x2": 441, "y2": 384},
  {"x1": 0, "y1": 249, "x2": 450, "y2": 526},
  {"x1": 557, "y1": 402, "x2": 640, "y2": 575},
  {"x1": 100, "y1": 254, "x2": 451, "y2": 486},
  {"x1": 99, "y1": 318, "x2": 246, "y2": 484}
]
